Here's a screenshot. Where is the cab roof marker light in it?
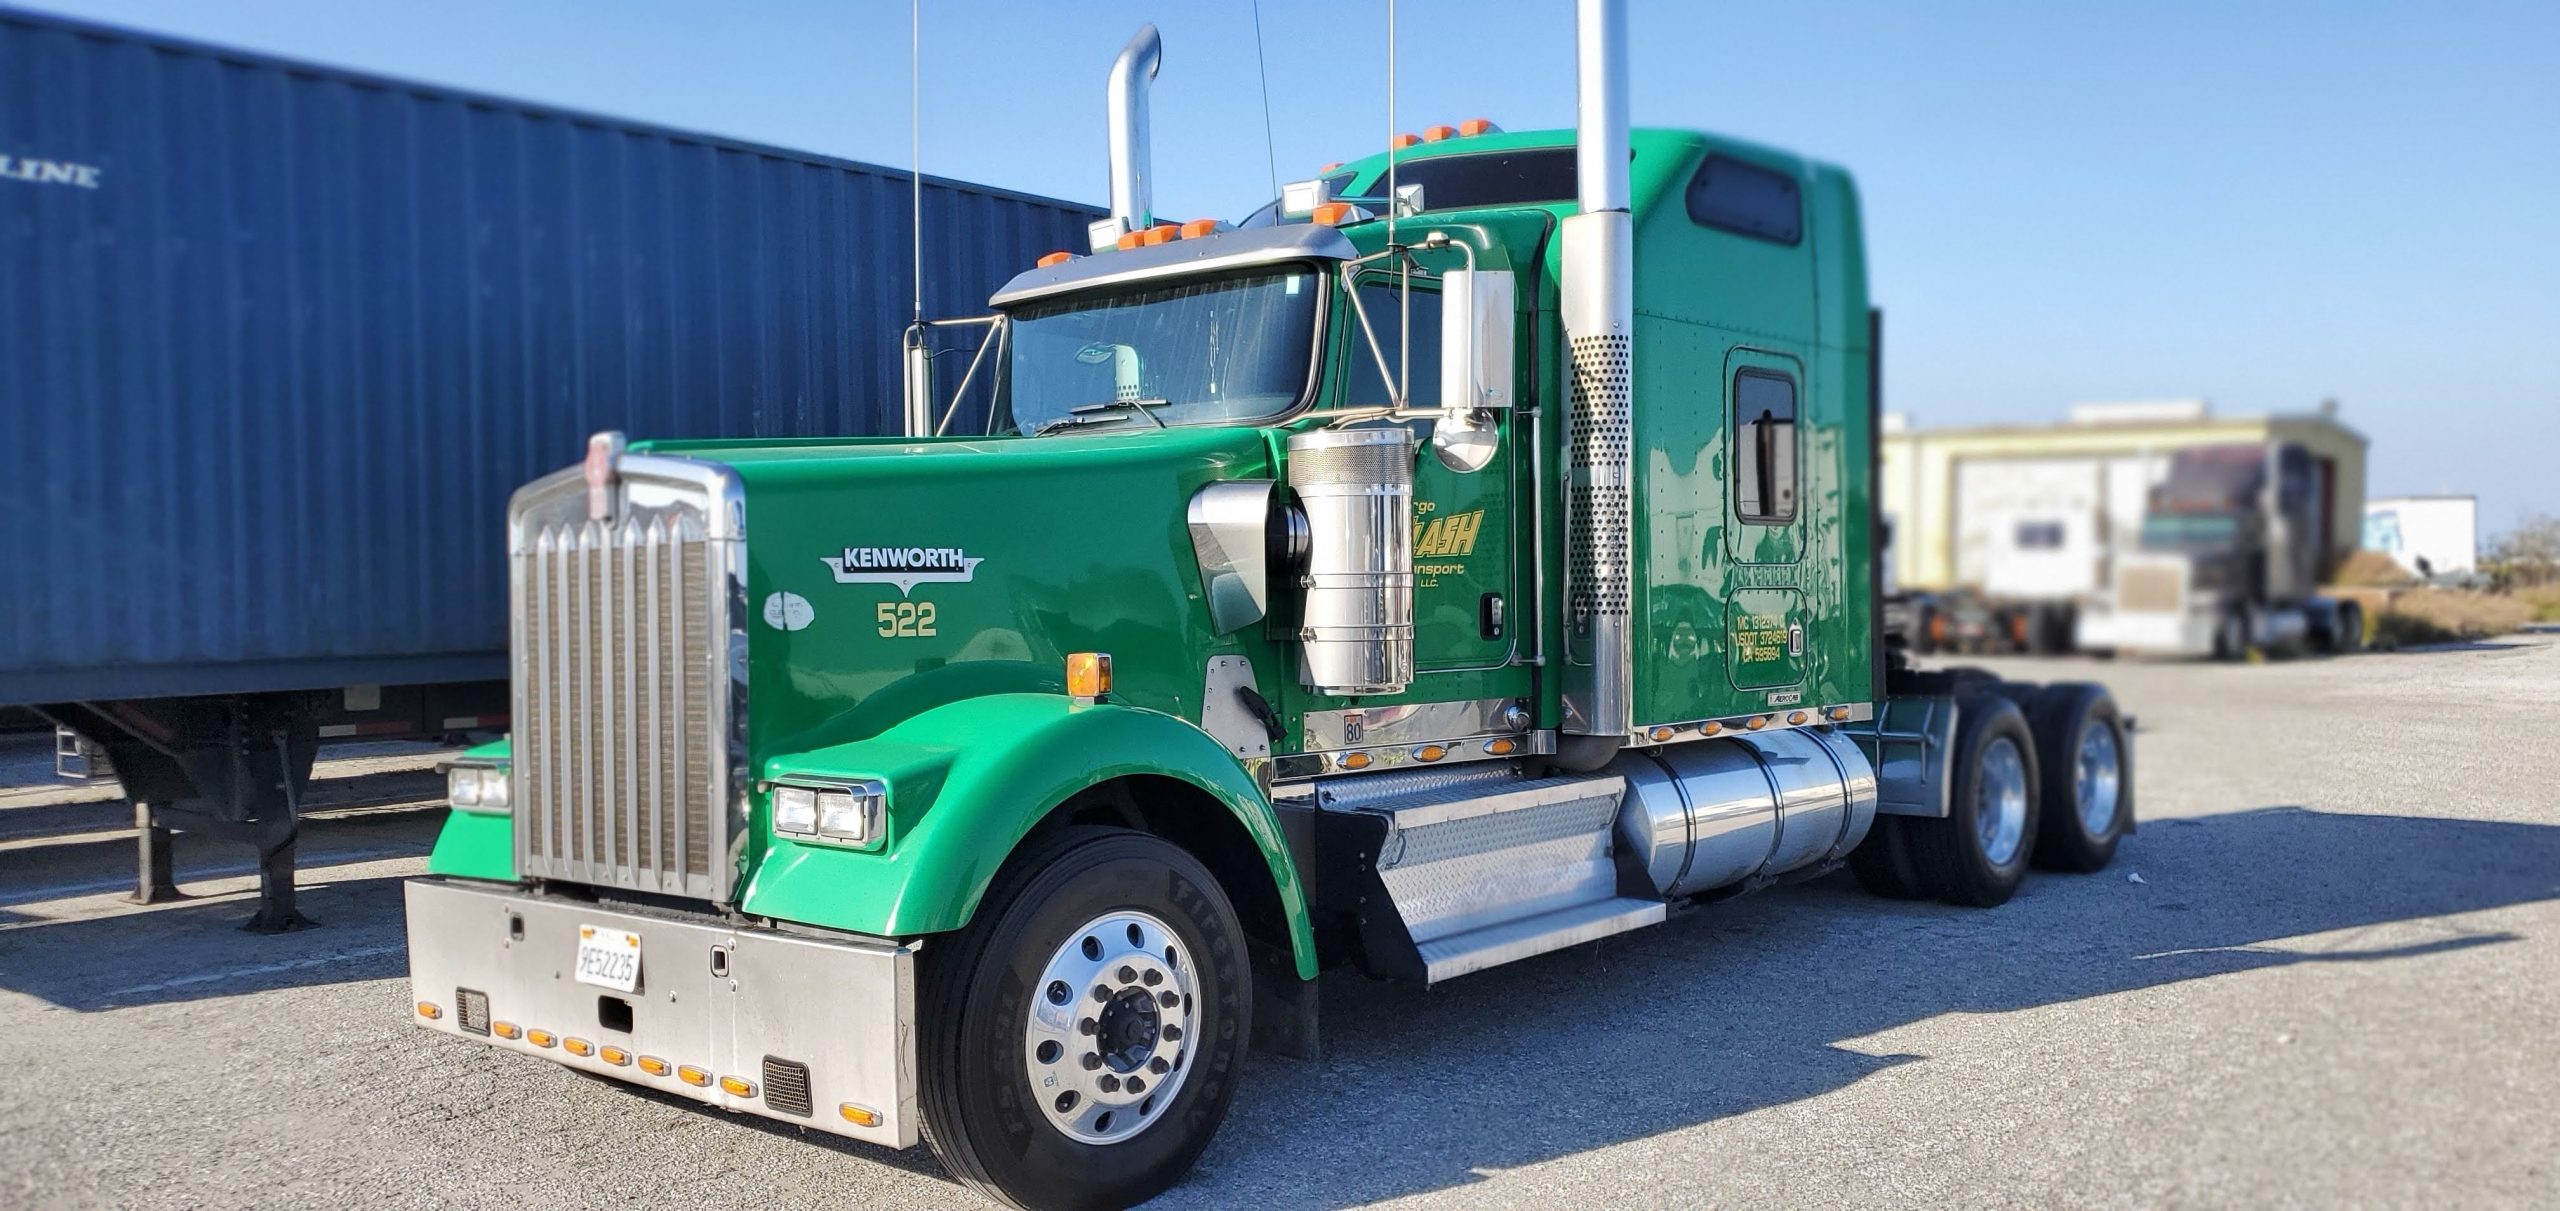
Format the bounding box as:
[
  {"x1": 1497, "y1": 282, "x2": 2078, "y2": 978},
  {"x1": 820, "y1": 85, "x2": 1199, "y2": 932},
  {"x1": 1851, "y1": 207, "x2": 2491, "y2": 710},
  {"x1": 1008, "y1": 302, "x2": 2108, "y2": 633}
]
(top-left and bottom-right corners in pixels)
[
  {"x1": 1422, "y1": 124, "x2": 1457, "y2": 142},
  {"x1": 1391, "y1": 132, "x2": 1421, "y2": 149},
  {"x1": 1036, "y1": 250, "x2": 1073, "y2": 268},
  {"x1": 1179, "y1": 218, "x2": 1222, "y2": 239},
  {"x1": 1459, "y1": 117, "x2": 1500, "y2": 136}
]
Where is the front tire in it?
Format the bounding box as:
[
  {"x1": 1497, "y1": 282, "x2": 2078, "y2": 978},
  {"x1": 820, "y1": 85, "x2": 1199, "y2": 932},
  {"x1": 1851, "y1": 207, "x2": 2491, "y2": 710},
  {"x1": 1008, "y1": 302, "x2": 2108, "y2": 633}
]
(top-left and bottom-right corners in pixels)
[{"x1": 919, "y1": 827, "x2": 1251, "y2": 1211}]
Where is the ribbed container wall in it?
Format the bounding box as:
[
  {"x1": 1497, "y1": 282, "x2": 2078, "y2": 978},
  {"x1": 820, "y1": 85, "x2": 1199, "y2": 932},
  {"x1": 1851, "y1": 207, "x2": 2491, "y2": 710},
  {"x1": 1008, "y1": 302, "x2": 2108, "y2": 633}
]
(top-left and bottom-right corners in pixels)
[{"x1": 0, "y1": 11, "x2": 1099, "y2": 704}]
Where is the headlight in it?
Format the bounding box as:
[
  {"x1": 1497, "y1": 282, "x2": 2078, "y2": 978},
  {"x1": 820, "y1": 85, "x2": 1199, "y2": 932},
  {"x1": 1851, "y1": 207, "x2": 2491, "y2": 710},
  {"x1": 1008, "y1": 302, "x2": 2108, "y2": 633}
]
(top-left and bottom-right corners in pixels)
[
  {"x1": 770, "y1": 780, "x2": 885, "y2": 847},
  {"x1": 773, "y1": 786, "x2": 819, "y2": 835},
  {"x1": 446, "y1": 764, "x2": 509, "y2": 813}
]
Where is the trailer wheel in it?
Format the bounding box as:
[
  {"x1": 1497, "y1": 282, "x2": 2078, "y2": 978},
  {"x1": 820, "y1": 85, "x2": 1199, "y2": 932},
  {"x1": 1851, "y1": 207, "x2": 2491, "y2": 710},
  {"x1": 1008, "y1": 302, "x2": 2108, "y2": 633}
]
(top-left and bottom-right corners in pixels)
[
  {"x1": 918, "y1": 826, "x2": 1250, "y2": 1211},
  {"x1": 2023, "y1": 683, "x2": 2132, "y2": 872},
  {"x1": 1905, "y1": 694, "x2": 2041, "y2": 906}
]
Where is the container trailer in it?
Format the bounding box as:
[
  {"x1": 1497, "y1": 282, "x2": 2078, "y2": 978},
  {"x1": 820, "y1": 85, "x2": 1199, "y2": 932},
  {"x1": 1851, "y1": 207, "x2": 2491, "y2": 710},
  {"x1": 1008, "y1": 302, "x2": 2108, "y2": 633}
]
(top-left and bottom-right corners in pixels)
[{"x1": 0, "y1": 8, "x2": 1098, "y2": 927}]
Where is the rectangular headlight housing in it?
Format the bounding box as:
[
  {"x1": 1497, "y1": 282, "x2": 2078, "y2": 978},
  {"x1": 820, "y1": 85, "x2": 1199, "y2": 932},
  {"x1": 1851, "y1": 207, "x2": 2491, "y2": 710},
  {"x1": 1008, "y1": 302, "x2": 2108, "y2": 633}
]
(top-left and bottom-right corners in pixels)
[
  {"x1": 446, "y1": 764, "x2": 510, "y2": 813},
  {"x1": 770, "y1": 779, "x2": 886, "y2": 848}
]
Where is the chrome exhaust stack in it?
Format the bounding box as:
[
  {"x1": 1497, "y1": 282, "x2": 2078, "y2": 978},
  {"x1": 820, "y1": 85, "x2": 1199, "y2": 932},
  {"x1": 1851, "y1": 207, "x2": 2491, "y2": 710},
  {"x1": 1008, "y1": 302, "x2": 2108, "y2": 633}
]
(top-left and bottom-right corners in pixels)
[
  {"x1": 1094, "y1": 24, "x2": 1163, "y2": 251},
  {"x1": 1556, "y1": 0, "x2": 1635, "y2": 767}
]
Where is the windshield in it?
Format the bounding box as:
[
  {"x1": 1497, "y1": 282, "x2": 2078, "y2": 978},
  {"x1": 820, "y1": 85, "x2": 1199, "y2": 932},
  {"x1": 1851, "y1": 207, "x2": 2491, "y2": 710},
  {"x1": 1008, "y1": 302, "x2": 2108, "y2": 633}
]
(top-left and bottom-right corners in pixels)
[
  {"x1": 1002, "y1": 270, "x2": 1321, "y2": 435},
  {"x1": 2141, "y1": 513, "x2": 2243, "y2": 550}
]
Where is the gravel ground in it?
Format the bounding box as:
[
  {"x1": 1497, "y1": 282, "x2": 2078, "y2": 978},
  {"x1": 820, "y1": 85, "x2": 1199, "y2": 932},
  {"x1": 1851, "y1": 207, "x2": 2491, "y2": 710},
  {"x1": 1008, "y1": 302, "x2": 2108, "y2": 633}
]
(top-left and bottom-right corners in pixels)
[{"x1": 2, "y1": 635, "x2": 2554, "y2": 1209}]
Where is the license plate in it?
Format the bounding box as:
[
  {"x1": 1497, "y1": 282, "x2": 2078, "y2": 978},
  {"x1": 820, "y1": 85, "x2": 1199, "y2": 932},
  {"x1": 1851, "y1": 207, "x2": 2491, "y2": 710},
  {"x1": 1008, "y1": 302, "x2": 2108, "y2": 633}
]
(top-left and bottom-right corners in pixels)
[{"x1": 574, "y1": 925, "x2": 641, "y2": 992}]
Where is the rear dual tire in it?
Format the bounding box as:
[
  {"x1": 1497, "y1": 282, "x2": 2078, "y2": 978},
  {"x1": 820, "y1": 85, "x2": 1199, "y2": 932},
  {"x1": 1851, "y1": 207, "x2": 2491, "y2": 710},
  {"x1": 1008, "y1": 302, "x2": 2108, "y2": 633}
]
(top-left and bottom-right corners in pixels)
[
  {"x1": 2019, "y1": 683, "x2": 2132, "y2": 872},
  {"x1": 919, "y1": 827, "x2": 1250, "y2": 1211},
  {"x1": 1851, "y1": 692, "x2": 2041, "y2": 907}
]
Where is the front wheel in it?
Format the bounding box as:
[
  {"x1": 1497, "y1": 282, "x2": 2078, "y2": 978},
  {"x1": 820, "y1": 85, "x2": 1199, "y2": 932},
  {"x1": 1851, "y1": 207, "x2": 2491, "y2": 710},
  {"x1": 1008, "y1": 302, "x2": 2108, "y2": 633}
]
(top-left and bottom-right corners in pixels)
[{"x1": 919, "y1": 827, "x2": 1251, "y2": 1211}]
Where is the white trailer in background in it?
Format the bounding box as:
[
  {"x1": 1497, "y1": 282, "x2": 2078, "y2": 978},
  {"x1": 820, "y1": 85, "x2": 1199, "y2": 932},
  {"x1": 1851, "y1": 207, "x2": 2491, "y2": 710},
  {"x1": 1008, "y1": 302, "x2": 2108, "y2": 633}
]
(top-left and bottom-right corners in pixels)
[{"x1": 2363, "y1": 495, "x2": 2478, "y2": 581}]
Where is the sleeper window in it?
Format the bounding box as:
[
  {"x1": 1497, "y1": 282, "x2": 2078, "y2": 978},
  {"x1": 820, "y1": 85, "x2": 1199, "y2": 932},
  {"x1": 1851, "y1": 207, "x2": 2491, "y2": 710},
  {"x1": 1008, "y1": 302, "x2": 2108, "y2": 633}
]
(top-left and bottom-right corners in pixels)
[{"x1": 1733, "y1": 369, "x2": 1797, "y2": 524}]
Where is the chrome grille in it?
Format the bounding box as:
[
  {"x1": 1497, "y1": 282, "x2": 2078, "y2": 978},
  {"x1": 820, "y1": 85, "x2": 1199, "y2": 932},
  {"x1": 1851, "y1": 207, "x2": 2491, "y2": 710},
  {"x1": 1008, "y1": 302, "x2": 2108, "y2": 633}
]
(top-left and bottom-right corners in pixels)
[
  {"x1": 510, "y1": 455, "x2": 742, "y2": 902},
  {"x1": 2117, "y1": 560, "x2": 2186, "y2": 615}
]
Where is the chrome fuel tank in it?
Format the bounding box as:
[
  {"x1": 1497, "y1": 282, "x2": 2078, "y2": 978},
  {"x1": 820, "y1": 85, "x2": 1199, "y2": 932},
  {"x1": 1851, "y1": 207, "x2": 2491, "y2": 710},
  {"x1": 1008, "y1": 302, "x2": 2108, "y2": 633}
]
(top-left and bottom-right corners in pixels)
[{"x1": 1610, "y1": 729, "x2": 1878, "y2": 899}]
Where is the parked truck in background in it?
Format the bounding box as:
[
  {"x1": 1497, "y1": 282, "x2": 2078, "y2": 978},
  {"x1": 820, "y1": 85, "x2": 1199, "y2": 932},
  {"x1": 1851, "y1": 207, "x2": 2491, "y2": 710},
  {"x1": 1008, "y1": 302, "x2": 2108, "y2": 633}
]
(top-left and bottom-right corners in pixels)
[
  {"x1": 402, "y1": 6, "x2": 2138, "y2": 1207},
  {"x1": 2077, "y1": 441, "x2": 2365, "y2": 658},
  {"x1": 1, "y1": 9, "x2": 1096, "y2": 928}
]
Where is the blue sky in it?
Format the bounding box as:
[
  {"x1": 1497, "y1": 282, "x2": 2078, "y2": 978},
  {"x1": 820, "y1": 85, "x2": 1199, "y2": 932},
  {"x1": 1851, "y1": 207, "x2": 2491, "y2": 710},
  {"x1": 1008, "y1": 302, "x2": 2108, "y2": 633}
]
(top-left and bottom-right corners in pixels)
[{"x1": 25, "y1": 0, "x2": 2559, "y2": 536}]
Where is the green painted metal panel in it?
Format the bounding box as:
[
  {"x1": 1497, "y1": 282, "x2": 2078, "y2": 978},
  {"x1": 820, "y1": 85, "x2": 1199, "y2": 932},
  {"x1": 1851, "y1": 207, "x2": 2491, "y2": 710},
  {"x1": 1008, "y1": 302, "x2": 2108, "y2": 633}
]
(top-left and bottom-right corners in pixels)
[{"x1": 740, "y1": 693, "x2": 1317, "y2": 979}]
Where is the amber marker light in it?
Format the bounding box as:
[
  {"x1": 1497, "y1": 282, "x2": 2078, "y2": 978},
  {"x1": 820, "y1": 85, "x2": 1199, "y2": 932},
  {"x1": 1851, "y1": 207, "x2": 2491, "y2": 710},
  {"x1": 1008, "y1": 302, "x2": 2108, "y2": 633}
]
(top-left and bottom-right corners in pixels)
[
  {"x1": 1747, "y1": 716, "x2": 1768, "y2": 730},
  {"x1": 525, "y1": 1029, "x2": 557, "y2": 1049},
  {"x1": 1422, "y1": 124, "x2": 1457, "y2": 142},
  {"x1": 1338, "y1": 752, "x2": 1372, "y2": 771},
  {"x1": 1180, "y1": 218, "x2": 1221, "y2": 239},
  {"x1": 491, "y1": 1021, "x2": 522, "y2": 1041},
  {"x1": 1789, "y1": 711, "x2": 1809, "y2": 726},
  {"x1": 840, "y1": 1103, "x2": 882, "y2": 1128},
  {"x1": 677, "y1": 1065, "x2": 714, "y2": 1088},
  {"x1": 1483, "y1": 737, "x2": 1518, "y2": 756},
  {"x1": 1312, "y1": 201, "x2": 1357, "y2": 226},
  {"x1": 1036, "y1": 250, "x2": 1073, "y2": 268},
  {"x1": 1828, "y1": 706, "x2": 1851, "y2": 722},
  {"x1": 1701, "y1": 721, "x2": 1723, "y2": 736},
  {"x1": 563, "y1": 1037, "x2": 595, "y2": 1058},
  {"x1": 1459, "y1": 118, "x2": 1499, "y2": 136},
  {"x1": 1139, "y1": 223, "x2": 1180, "y2": 246},
  {"x1": 1115, "y1": 229, "x2": 1146, "y2": 251},
  {"x1": 637, "y1": 1056, "x2": 672, "y2": 1077},
  {"x1": 1413, "y1": 744, "x2": 1447, "y2": 762},
  {"x1": 1391, "y1": 132, "x2": 1421, "y2": 149},
  {"x1": 415, "y1": 1001, "x2": 442, "y2": 1020},
  {"x1": 1319, "y1": 161, "x2": 1344, "y2": 172},
  {"x1": 1066, "y1": 652, "x2": 1112, "y2": 702},
  {"x1": 1649, "y1": 726, "x2": 1675, "y2": 742},
  {"x1": 598, "y1": 1046, "x2": 632, "y2": 1067},
  {"x1": 719, "y1": 1075, "x2": 756, "y2": 1097}
]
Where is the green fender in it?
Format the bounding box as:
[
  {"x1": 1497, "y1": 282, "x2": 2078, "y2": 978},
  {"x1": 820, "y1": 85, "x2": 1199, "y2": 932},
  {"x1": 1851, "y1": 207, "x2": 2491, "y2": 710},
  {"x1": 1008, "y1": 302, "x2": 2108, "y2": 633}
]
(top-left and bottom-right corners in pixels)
[
  {"x1": 741, "y1": 693, "x2": 1318, "y2": 980},
  {"x1": 424, "y1": 737, "x2": 516, "y2": 883}
]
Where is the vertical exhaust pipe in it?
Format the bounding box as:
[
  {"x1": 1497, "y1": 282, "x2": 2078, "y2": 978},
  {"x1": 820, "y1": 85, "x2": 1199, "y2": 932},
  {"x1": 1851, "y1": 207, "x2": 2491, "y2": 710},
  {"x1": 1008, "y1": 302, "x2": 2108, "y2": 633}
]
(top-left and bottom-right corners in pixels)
[
  {"x1": 1555, "y1": 0, "x2": 1635, "y2": 768},
  {"x1": 1099, "y1": 24, "x2": 1163, "y2": 249}
]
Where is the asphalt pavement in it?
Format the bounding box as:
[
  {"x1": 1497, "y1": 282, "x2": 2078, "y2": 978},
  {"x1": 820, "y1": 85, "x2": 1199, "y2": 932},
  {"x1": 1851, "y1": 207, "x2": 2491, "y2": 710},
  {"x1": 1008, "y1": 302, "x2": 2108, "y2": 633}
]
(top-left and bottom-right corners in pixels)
[{"x1": 2, "y1": 635, "x2": 2554, "y2": 1209}]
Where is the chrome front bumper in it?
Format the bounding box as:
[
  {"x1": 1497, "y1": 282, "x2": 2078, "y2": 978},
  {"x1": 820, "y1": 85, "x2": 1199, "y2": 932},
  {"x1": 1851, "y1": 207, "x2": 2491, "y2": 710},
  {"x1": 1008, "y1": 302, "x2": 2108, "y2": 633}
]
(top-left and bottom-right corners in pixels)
[
  {"x1": 403, "y1": 878, "x2": 919, "y2": 1148},
  {"x1": 2075, "y1": 605, "x2": 2215, "y2": 656}
]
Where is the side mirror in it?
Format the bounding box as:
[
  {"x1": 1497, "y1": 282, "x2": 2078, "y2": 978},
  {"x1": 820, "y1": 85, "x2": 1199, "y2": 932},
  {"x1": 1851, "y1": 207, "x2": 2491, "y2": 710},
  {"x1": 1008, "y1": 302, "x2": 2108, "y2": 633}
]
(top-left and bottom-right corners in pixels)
[{"x1": 1432, "y1": 268, "x2": 1514, "y2": 473}]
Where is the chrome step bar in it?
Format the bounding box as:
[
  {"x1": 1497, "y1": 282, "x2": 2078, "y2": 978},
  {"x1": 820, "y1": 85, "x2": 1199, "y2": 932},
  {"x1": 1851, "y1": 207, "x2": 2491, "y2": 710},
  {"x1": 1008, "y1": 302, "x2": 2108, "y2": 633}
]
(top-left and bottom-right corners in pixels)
[{"x1": 1312, "y1": 771, "x2": 1663, "y2": 984}]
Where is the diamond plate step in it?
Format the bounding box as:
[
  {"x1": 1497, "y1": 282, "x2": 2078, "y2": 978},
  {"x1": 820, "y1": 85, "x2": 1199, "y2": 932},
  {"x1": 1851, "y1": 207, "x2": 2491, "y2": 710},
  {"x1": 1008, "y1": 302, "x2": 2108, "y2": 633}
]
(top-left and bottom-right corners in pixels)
[{"x1": 1414, "y1": 896, "x2": 1666, "y2": 983}]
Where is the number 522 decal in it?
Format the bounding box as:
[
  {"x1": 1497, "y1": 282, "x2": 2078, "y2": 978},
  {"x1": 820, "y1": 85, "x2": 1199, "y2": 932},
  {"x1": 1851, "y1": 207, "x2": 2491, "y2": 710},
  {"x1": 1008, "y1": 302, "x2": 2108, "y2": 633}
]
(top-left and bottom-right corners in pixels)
[{"x1": 877, "y1": 600, "x2": 937, "y2": 637}]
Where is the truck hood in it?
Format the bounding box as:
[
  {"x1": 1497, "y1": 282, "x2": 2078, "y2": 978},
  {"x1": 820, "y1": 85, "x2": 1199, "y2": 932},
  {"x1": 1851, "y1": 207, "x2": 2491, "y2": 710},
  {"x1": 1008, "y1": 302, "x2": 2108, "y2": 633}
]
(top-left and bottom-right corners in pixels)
[{"x1": 639, "y1": 427, "x2": 1279, "y2": 756}]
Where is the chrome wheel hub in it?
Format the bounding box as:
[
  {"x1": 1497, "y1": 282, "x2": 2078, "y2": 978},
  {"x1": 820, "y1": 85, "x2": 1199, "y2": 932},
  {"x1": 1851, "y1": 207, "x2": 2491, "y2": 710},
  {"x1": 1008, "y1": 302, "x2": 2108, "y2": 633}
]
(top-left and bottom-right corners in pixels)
[
  {"x1": 1976, "y1": 736, "x2": 2029, "y2": 867},
  {"x1": 1023, "y1": 909, "x2": 1196, "y2": 1145},
  {"x1": 2075, "y1": 722, "x2": 2123, "y2": 837}
]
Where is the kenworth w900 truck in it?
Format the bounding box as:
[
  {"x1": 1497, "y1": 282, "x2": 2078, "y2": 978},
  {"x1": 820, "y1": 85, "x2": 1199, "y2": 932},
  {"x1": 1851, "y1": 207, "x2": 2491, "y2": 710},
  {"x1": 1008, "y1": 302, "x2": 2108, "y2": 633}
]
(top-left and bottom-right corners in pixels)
[{"x1": 404, "y1": 5, "x2": 2135, "y2": 1207}]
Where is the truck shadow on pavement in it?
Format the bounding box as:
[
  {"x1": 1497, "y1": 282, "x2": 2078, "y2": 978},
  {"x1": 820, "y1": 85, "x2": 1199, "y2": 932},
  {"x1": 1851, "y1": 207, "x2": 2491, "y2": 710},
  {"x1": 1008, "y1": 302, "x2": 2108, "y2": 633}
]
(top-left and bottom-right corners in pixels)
[
  {"x1": 1170, "y1": 806, "x2": 2559, "y2": 1209},
  {"x1": 0, "y1": 872, "x2": 413, "y2": 1011}
]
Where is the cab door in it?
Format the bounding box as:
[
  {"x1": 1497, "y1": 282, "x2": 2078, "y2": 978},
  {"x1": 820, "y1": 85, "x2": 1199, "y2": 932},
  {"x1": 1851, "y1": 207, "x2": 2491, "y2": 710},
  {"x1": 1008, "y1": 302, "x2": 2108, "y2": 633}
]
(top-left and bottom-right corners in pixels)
[
  {"x1": 1345, "y1": 276, "x2": 1521, "y2": 676},
  {"x1": 1723, "y1": 348, "x2": 1807, "y2": 695}
]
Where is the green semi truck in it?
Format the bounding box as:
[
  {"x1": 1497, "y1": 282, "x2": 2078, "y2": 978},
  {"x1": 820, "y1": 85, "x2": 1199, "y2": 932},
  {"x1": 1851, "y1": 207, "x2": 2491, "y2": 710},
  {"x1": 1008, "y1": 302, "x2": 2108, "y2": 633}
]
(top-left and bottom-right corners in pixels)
[{"x1": 404, "y1": 5, "x2": 2135, "y2": 1207}]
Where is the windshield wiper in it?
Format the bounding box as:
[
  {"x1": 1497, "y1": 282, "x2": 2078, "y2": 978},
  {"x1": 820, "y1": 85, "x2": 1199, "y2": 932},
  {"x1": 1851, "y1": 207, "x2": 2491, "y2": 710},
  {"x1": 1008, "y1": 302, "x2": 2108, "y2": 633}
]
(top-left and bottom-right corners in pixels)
[{"x1": 1028, "y1": 397, "x2": 1171, "y2": 436}]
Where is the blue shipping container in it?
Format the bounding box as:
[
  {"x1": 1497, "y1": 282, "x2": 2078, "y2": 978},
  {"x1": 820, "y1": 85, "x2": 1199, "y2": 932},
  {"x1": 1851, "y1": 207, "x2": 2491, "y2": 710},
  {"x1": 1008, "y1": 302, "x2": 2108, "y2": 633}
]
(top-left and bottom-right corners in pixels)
[{"x1": 0, "y1": 9, "x2": 1102, "y2": 705}]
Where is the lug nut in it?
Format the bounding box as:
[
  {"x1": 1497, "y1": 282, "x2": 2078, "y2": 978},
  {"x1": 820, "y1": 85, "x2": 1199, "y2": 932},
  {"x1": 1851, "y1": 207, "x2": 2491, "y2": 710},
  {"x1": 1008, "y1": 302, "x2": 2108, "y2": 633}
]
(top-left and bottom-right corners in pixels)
[
  {"x1": 1127, "y1": 1076, "x2": 1146, "y2": 1094},
  {"x1": 1158, "y1": 990, "x2": 1179, "y2": 1009},
  {"x1": 1141, "y1": 969, "x2": 1162, "y2": 987},
  {"x1": 1092, "y1": 985, "x2": 1110, "y2": 1002},
  {"x1": 1117, "y1": 965, "x2": 1136, "y2": 984},
  {"x1": 1079, "y1": 1018, "x2": 1097, "y2": 1035},
  {"x1": 1098, "y1": 1074, "x2": 1121, "y2": 1093},
  {"x1": 1149, "y1": 1057, "x2": 1169, "y2": 1075},
  {"x1": 1162, "y1": 1024, "x2": 1182, "y2": 1042},
  {"x1": 1082, "y1": 1052, "x2": 1103, "y2": 1070}
]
